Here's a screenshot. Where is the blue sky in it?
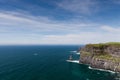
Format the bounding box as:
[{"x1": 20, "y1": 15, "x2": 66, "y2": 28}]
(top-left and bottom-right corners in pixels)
[{"x1": 0, "y1": 0, "x2": 120, "y2": 45}]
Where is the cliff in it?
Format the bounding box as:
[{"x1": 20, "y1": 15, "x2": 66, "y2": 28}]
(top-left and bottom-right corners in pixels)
[{"x1": 79, "y1": 42, "x2": 120, "y2": 72}]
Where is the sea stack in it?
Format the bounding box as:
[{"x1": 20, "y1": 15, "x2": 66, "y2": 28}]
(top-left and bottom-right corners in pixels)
[{"x1": 79, "y1": 42, "x2": 120, "y2": 72}]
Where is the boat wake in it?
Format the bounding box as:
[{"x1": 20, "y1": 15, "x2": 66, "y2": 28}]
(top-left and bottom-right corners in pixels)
[
  {"x1": 88, "y1": 66, "x2": 116, "y2": 73},
  {"x1": 66, "y1": 60, "x2": 79, "y2": 64}
]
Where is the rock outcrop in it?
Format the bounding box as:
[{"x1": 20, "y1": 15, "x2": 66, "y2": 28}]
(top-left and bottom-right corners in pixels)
[{"x1": 79, "y1": 42, "x2": 120, "y2": 72}]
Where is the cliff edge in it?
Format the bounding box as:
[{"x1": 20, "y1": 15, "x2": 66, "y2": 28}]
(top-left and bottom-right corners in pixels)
[{"x1": 79, "y1": 42, "x2": 120, "y2": 72}]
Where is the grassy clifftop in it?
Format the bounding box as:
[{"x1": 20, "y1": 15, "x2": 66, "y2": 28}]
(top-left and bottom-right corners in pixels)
[{"x1": 86, "y1": 42, "x2": 120, "y2": 48}]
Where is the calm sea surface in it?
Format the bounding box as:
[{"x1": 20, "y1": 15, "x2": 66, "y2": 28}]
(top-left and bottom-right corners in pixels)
[{"x1": 0, "y1": 45, "x2": 119, "y2": 80}]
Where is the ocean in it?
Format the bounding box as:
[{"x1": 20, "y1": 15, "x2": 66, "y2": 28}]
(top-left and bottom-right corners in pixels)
[{"x1": 0, "y1": 45, "x2": 119, "y2": 80}]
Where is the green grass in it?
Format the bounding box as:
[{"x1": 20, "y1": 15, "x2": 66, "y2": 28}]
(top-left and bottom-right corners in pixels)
[
  {"x1": 105, "y1": 42, "x2": 120, "y2": 47},
  {"x1": 81, "y1": 51, "x2": 120, "y2": 63},
  {"x1": 86, "y1": 44, "x2": 104, "y2": 48},
  {"x1": 81, "y1": 51, "x2": 91, "y2": 56},
  {"x1": 81, "y1": 42, "x2": 120, "y2": 63},
  {"x1": 106, "y1": 42, "x2": 120, "y2": 44},
  {"x1": 86, "y1": 42, "x2": 120, "y2": 48},
  {"x1": 94, "y1": 54, "x2": 120, "y2": 63}
]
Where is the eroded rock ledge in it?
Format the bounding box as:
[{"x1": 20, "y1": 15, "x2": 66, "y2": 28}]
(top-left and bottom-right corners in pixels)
[{"x1": 79, "y1": 42, "x2": 120, "y2": 72}]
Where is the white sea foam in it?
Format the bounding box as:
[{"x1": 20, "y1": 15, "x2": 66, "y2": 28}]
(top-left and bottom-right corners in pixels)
[
  {"x1": 66, "y1": 60, "x2": 79, "y2": 64},
  {"x1": 70, "y1": 50, "x2": 81, "y2": 55},
  {"x1": 88, "y1": 66, "x2": 116, "y2": 73},
  {"x1": 76, "y1": 52, "x2": 80, "y2": 55},
  {"x1": 70, "y1": 51, "x2": 77, "y2": 53}
]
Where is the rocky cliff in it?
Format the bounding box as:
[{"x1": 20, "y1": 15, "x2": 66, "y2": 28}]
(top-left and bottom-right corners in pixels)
[{"x1": 79, "y1": 42, "x2": 120, "y2": 72}]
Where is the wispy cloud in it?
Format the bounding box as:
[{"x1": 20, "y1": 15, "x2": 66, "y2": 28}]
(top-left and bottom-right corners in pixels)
[
  {"x1": 101, "y1": 25, "x2": 120, "y2": 33},
  {"x1": 0, "y1": 10, "x2": 119, "y2": 45},
  {"x1": 37, "y1": 30, "x2": 120, "y2": 44},
  {"x1": 0, "y1": 11, "x2": 98, "y2": 34},
  {"x1": 57, "y1": 0, "x2": 99, "y2": 14}
]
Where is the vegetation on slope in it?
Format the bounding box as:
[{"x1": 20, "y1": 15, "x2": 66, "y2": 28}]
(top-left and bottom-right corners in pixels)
[{"x1": 81, "y1": 42, "x2": 120, "y2": 63}]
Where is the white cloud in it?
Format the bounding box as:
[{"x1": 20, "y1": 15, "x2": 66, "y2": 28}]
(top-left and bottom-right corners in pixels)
[
  {"x1": 57, "y1": 0, "x2": 99, "y2": 14},
  {"x1": 0, "y1": 11, "x2": 119, "y2": 45},
  {"x1": 38, "y1": 32, "x2": 120, "y2": 44},
  {"x1": 101, "y1": 25, "x2": 120, "y2": 33},
  {"x1": 0, "y1": 11, "x2": 98, "y2": 33},
  {"x1": 1, "y1": 31, "x2": 119, "y2": 45}
]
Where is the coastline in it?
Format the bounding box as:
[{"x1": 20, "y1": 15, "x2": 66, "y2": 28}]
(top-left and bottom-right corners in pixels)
[
  {"x1": 88, "y1": 66, "x2": 117, "y2": 73},
  {"x1": 80, "y1": 62, "x2": 118, "y2": 73},
  {"x1": 66, "y1": 59, "x2": 118, "y2": 73}
]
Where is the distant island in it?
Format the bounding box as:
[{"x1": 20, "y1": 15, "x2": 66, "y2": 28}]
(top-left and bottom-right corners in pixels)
[{"x1": 79, "y1": 42, "x2": 120, "y2": 72}]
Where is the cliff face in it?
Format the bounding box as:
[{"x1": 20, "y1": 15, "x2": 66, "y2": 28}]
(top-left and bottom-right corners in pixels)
[{"x1": 79, "y1": 43, "x2": 120, "y2": 72}]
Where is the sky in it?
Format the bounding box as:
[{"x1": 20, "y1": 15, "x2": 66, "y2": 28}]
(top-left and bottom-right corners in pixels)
[{"x1": 0, "y1": 0, "x2": 120, "y2": 45}]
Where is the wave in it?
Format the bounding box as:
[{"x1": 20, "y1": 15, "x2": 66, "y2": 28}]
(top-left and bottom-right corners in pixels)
[
  {"x1": 70, "y1": 51, "x2": 77, "y2": 53},
  {"x1": 69, "y1": 51, "x2": 80, "y2": 55},
  {"x1": 88, "y1": 66, "x2": 116, "y2": 73},
  {"x1": 66, "y1": 60, "x2": 79, "y2": 64},
  {"x1": 76, "y1": 52, "x2": 80, "y2": 55}
]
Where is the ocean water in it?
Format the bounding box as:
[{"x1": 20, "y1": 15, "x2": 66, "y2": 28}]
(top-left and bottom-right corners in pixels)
[{"x1": 0, "y1": 45, "x2": 119, "y2": 80}]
